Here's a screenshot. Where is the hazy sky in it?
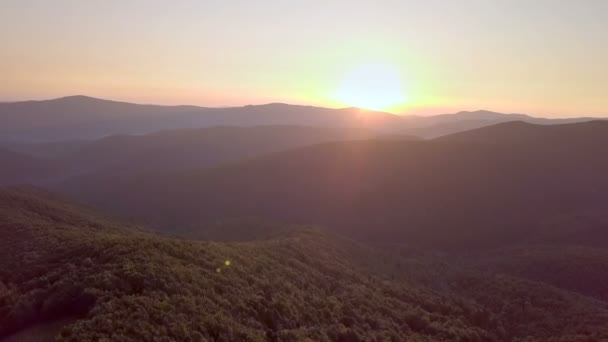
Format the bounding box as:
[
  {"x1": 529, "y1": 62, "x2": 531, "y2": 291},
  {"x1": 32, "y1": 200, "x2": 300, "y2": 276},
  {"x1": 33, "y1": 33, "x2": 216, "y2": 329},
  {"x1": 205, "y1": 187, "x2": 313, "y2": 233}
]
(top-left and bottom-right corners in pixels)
[{"x1": 1, "y1": 0, "x2": 607, "y2": 116}]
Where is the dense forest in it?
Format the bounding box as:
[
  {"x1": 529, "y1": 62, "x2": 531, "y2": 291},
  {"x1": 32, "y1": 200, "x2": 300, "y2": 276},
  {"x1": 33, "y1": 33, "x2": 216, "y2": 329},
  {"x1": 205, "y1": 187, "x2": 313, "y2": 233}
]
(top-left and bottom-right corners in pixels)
[{"x1": 2, "y1": 187, "x2": 608, "y2": 341}]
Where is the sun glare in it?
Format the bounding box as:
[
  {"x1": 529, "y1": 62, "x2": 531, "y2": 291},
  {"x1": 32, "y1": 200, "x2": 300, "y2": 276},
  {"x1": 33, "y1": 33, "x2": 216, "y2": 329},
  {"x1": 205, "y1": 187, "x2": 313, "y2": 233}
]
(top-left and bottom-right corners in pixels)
[{"x1": 335, "y1": 64, "x2": 406, "y2": 111}]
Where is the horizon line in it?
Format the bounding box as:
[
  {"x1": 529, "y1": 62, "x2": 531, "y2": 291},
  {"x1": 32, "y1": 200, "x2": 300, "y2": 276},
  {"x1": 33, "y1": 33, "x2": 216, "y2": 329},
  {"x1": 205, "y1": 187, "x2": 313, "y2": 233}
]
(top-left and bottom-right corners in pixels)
[{"x1": 1, "y1": 94, "x2": 606, "y2": 120}]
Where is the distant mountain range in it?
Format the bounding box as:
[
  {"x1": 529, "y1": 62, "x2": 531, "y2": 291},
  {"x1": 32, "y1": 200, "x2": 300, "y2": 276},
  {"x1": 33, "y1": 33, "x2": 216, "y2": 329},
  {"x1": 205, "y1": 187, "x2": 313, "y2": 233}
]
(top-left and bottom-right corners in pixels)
[
  {"x1": 0, "y1": 95, "x2": 603, "y2": 141},
  {"x1": 0, "y1": 96, "x2": 398, "y2": 141}
]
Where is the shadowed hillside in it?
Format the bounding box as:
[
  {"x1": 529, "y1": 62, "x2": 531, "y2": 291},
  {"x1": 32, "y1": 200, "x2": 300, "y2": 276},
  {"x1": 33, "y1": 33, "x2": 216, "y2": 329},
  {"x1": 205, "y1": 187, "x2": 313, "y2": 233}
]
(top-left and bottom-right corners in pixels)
[
  {"x1": 467, "y1": 245, "x2": 608, "y2": 302},
  {"x1": 0, "y1": 140, "x2": 89, "y2": 159},
  {"x1": 2, "y1": 187, "x2": 608, "y2": 341},
  {"x1": 0, "y1": 126, "x2": 414, "y2": 185},
  {"x1": 61, "y1": 126, "x2": 399, "y2": 174},
  {"x1": 59, "y1": 121, "x2": 608, "y2": 250},
  {"x1": 0, "y1": 149, "x2": 65, "y2": 186},
  {"x1": 438, "y1": 120, "x2": 608, "y2": 144}
]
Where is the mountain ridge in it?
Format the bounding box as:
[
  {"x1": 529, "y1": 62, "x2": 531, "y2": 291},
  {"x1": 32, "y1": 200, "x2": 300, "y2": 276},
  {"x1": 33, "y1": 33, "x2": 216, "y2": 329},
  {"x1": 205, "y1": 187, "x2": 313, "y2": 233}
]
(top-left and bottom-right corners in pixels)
[
  {"x1": 1, "y1": 95, "x2": 604, "y2": 141},
  {"x1": 57, "y1": 120, "x2": 608, "y2": 251}
]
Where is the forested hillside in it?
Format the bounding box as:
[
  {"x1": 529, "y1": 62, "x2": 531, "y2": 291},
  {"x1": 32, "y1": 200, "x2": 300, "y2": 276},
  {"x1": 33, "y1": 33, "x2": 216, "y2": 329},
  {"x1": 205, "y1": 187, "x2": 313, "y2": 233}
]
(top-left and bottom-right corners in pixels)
[
  {"x1": 3, "y1": 187, "x2": 608, "y2": 341},
  {"x1": 467, "y1": 244, "x2": 608, "y2": 301}
]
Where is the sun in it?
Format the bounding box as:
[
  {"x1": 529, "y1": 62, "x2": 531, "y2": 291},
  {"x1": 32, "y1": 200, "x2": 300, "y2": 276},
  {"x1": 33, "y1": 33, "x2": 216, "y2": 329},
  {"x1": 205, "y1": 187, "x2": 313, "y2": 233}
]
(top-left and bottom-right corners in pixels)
[{"x1": 334, "y1": 64, "x2": 406, "y2": 111}]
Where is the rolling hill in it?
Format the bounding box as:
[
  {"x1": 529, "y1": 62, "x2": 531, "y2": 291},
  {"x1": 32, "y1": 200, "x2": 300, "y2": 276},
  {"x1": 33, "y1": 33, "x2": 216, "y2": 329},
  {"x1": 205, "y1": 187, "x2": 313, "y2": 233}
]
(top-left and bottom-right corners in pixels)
[
  {"x1": 0, "y1": 140, "x2": 89, "y2": 159},
  {"x1": 438, "y1": 120, "x2": 608, "y2": 144},
  {"x1": 58, "y1": 121, "x2": 608, "y2": 250},
  {"x1": 0, "y1": 125, "x2": 414, "y2": 185},
  {"x1": 399, "y1": 111, "x2": 604, "y2": 138},
  {"x1": 2, "y1": 186, "x2": 608, "y2": 341},
  {"x1": 60, "y1": 126, "x2": 397, "y2": 175}
]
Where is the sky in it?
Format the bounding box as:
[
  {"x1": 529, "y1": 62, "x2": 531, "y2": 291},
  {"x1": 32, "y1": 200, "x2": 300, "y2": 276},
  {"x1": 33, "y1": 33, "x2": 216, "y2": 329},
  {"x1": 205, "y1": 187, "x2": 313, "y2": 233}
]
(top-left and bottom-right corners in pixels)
[{"x1": 1, "y1": 0, "x2": 607, "y2": 117}]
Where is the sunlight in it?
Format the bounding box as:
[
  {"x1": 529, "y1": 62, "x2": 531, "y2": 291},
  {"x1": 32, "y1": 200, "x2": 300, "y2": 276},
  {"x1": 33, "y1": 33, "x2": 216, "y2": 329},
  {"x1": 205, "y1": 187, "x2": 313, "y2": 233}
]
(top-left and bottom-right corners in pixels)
[{"x1": 334, "y1": 63, "x2": 406, "y2": 111}]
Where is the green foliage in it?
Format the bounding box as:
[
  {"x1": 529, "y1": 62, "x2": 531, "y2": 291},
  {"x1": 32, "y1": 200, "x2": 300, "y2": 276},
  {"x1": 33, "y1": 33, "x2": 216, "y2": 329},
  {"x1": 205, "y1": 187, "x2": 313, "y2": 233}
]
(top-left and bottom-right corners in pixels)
[{"x1": 1, "y1": 187, "x2": 608, "y2": 341}]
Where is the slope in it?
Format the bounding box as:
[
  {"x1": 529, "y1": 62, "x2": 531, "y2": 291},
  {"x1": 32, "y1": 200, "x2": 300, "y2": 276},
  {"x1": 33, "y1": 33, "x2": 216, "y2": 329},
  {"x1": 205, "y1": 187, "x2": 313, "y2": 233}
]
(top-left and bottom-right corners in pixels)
[
  {"x1": 60, "y1": 121, "x2": 608, "y2": 250},
  {"x1": 467, "y1": 245, "x2": 608, "y2": 302},
  {"x1": 2, "y1": 187, "x2": 608, "y2": 341},
  {"x1": 437, "y1": 120, "x2": 608, "y2": 144},
  {"x1": 60, "y1": 126, "x2": 397, "y2": 174},
  {"x1": 0, "y1": 149, "x2": 65, "y2": 186}
]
